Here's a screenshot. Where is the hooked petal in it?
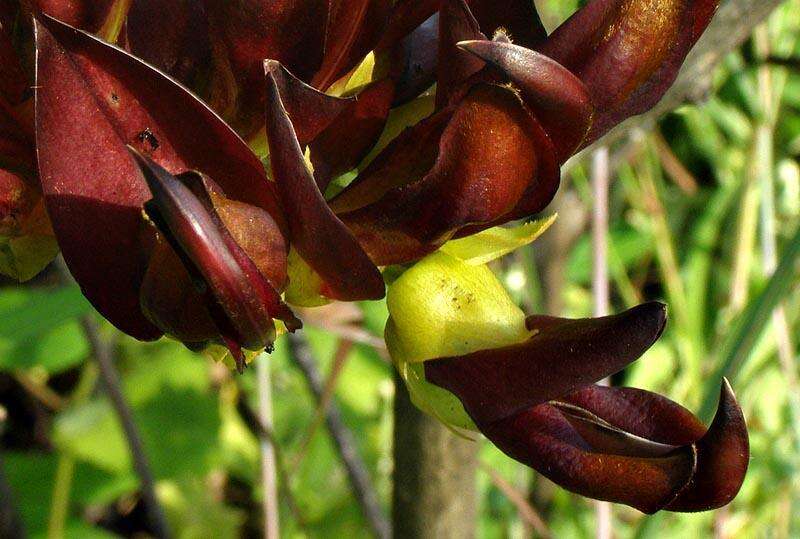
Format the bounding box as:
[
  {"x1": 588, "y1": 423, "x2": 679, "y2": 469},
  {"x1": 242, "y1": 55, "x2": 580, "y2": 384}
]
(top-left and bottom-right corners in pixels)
[
  {"x1": 482, "y1": 403, "x2": 697, "y2": 514},
  {"x1": 34, "y1": 15, "x2": 283, "y2": 339},
  {"x1": 425, "y1": 302, "x2": 667, "y2": 424},
  {"x1": 131, "y1": 149, "x2": 299, "y2": 354},
  {"x1": 457, "y1": 39, "x2": 594, "y2": 161},
  {"x1": 264, "y1": 61, "x2": 385, "y2": 301},
  {"x1": 666, "y1": 379, "x2": 749, "y2": 512},
  {"x1": 337, "y1": 83, "x2": 557, "y2": 265},
  {"x1": 539, "y1": 0, "x2": 720, "y2": 145},
  {"x1": 559, "y1": 384, "x2": 707, "y2": 446}
]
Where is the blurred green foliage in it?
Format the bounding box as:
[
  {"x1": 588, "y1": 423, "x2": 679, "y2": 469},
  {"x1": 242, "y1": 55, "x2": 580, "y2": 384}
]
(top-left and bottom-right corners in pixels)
[{"x1": 2, "y1": 1, "x2": 800, "y2": 537}]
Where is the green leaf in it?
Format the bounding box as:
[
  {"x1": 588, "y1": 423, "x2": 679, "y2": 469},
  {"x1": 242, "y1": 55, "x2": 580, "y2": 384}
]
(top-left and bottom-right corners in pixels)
[
  {"x1": 0, "y1": 285, "x2": 92, "y2": 372},
  {"x1": 699, "y1": 223, "x2": 800, "y2": 420}
]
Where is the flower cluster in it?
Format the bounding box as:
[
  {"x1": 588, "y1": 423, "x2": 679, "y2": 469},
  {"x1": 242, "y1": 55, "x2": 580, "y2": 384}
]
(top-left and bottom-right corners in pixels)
[{"x1": 0, "y1": 0, "x2": 747, "y2": 511}]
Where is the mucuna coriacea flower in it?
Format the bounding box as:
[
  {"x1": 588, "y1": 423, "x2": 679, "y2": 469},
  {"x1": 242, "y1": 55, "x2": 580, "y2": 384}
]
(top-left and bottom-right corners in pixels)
[{"x1": 0, "y1": 0, "x2": 747, "y2": 511}]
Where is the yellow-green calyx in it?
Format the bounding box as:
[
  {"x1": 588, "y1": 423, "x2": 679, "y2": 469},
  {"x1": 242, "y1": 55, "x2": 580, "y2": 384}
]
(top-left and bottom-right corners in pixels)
[{"x1": 385, "y1": 218, "x2": 553, "y2": 432}]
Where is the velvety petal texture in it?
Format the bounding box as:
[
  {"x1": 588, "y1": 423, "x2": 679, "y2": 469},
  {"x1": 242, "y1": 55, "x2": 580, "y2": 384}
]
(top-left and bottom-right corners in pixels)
[
  {"x1": 538, "y1": 0, "x2": 720, "y2": 146},
  {"x1": 333, "y1": 83, "x2": 559, "y2": 265},
  {"x1": 423, "y1": 305, "x2": 748, "y2": 513}
]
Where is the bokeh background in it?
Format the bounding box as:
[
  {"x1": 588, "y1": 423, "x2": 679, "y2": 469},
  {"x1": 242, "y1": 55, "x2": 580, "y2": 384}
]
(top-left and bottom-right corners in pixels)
[{"x1": 2, "y1": 0, "x2": 800, "y2": 537}]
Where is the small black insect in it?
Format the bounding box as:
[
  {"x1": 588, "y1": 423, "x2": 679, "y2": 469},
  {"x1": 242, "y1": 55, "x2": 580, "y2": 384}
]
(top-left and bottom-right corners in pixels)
[{"x1": 137, "y1": 128, "x2": 159, "y2": 151}]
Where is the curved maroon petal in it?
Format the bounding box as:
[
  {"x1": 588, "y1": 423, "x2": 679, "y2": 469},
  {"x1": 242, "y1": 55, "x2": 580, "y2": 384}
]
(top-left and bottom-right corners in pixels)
[
  {"x1": 311, "y1": 0, "x2": 392, "y2": 90},
  {"x1": 204, "y1": 0, "x2": 328, "y2": 133},
  {"x1": 457, "y1": 39, "x2": 594, "y2": 161},
  {"x1": 205, "y1": 0, "x2": 327, "y2": 86},
  {"x1": 36, "y1": 15, "x2": 284, "y2": 224},
  {"x1": 425, "y1": 302, "x2": 667, "y2": 425},
  {"x1": 482, "y1": 403, "x2": 697, "y2": 514},
  {"x1": 337, "y1": 83, "x2": 554, "y2": 265},
  {"x1": 560, "y1": 385, "x2": 707, "y2": 446},
  {"x1": 35, "y1": 15, "x2": 283, "y2": 340},
  {"x1": 268, "y1": 62, "x2": 353, "y2": 146},
  {"x1": 310, "y1": 79, "x2": 395, "y2": 191},
  {"x1": 35, "y1": 17, "x2": 159, "y2": 339},
  {"x1": 264, "y1": 61, "x2": 385, "y2": 302},
  {"x1": 666, "y1": 379, "x2": 749, "y2": 512},
  {"x1": 131, "y1": 149, "x2": 299, "y2": 361},
  {"x1": 127, "y1": 0, "x2": 210, "y2": 83},
  {"x1": 538, "y1": 0, "x2": 720, "y2": 146},
  {"x1": 267, "y1": 61, "x2": 393, "y2": 191},
  {"x1": 329, "y1": 107, "x2": 451, "y2": 215},
  {"x1": 436, "y1": 0, "x2": 486, "y2": 109}
]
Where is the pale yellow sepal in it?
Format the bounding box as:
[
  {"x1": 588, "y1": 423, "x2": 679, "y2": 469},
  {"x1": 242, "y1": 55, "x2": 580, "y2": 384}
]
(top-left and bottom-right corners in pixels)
[
  {"x1": 441, "y1": 214, "x2": 557, "y2": 266},
  {"x1": 327, "y1": 52, "x2": 378, "y2": 97},
  {"x1": 385, "y1": 251, "x2": 533, "y2": 432},
  {"x1": 284, "y1": 248, "x2": 331, "y2": 308},
  {"x1": 0, "y1": 233, "x2": 59, "y2": 282}
]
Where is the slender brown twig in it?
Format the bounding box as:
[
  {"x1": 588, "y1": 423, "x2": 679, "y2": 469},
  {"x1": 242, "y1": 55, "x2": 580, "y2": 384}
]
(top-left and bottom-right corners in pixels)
[
  {"x1": 56, "y1": 257, "x2": 170, "y2": 538},
  {"x1": 591, "y1": 146, "x2": 614, "y2": 539},
  {"x1": 255, "y1": 354, "x2": 280, "y2": 539},
  {"x1": 480, "y1": 463, "x2": 552, "y2": 539},
  {"x1": 79, "y1": 316, "x2": 172, "y2": 539},
  {"x1": 236, "y1": 396, "x2": 307, "y2": 529},
  {"x1": 290, "y1": 339, "x2": 353, "y2": 473},
  {"x1": 287, "y1": 333, "x2": 390, "y2": 539}
]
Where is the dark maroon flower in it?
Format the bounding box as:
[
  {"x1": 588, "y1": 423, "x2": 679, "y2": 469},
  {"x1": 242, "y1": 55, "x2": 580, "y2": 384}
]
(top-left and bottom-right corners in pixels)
[
  {"x1": 320, "y1": 0, "x2": 719, "y2": 265},
  {"x1": 424, "y1": 305, "x2": 748, "y2": 513},
  {"x1": 33, "y1": 14, "x2": 301, "y2": 363}
]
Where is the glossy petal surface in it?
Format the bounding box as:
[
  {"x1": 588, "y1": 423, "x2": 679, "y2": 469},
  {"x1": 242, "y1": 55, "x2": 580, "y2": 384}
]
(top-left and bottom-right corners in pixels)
[
  {"x1": 425, "y1": 302, "x2": 667, "y2": 424},
  {"x1": 539, "y1": 0, "x2": 719, "y2": 145},
  {"x1": 337, "y1": 83, "x2": 557, "y2": 265}
]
